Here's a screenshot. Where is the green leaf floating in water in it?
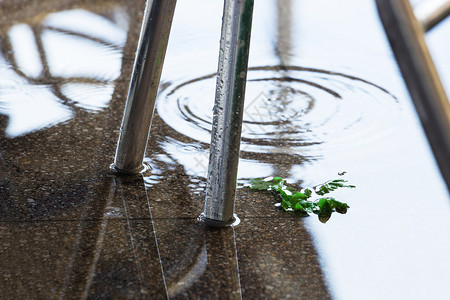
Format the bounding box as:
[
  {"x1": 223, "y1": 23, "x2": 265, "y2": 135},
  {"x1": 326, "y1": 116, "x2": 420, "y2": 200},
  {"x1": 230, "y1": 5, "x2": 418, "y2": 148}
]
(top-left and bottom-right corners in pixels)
[
  {"x1": 249, "y1": 174, "x2": 355, "y2": 223},
  {"x1": 250, "y1": 176, "x2": 285, "y2": 191},
  {"x1": 315, "y1": 179, "x2": 356, "y2": 196}
]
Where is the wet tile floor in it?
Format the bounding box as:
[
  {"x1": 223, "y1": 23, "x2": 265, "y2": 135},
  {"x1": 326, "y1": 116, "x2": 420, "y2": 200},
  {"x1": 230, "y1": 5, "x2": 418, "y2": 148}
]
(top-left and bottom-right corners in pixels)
[{"x1": 0, "y1": 0, "x2": 449, "y2": 299}]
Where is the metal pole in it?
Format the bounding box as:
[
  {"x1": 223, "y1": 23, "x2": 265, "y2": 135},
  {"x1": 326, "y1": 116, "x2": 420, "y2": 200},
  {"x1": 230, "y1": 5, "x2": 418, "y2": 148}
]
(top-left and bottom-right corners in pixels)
[
  {"x1": 376, "y1": 0, "x2": 450, "y2": 191},
  {"x1": 113, "y1": 0, "x2": 177, "y2": 174},
  {"x1": 201, "y1": 0, "x2": 254, "y2": 226},
  {"x1": 414, "y1": 0, "x2": 450, "y2": 32}
]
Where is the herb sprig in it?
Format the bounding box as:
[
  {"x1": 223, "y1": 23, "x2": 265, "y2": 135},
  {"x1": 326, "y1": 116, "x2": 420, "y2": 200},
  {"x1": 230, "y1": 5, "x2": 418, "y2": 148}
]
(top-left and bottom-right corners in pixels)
[{"x1": 249, "y1": 174, "x2": 355, "y2": 223}]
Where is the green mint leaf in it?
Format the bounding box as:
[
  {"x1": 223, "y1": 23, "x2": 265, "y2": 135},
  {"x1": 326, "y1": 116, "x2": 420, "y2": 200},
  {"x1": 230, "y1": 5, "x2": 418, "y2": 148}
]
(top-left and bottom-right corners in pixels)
[
  {"x1": 272, "y1": 177, "x2": 284, "y2": 184},
  {"x1": 315, "y1": 178, "x2": 356, "y2": 195},
  {"x1": 294, "y1": 202, "x2": 306, "y2": 212},
  {"x1": 303, "y1": 188, "x2": 312, "y2": 197},
  {"x1": 299, "y1": 200, "x2": 315, "y2": 213},
  {"x1": 316, "y1": 185, "x2": 331, "y2": 195},
  {"x1": 281, "y1": 198, "x2": 290, "y2": 210},
  {"x1": 318, "y1": 214, "x2": 331, "y2": 223},
  {"x1": 279, "y1": 189, "x2": 293, "y2": 210},
  {"x1": 249, "y1": 178, "x2": 273, "y2": 190},
  {"x1": 328, "y1": 199, "x2": 349, "y2": 214},
  {"x1": 249, "y1": 177, "x2": 288, "y2": 191},
  {"x1": 249, "y1": 175, "x2": 355, "y2": 223},
  {"x1": 292, "y1": 191, "x2": 311, "y2": 201}
]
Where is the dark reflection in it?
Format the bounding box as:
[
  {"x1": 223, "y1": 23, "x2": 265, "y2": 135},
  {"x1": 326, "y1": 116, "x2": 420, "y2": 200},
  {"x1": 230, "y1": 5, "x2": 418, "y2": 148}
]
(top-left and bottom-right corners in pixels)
[
  {"x1": 0, "y1": 171, "x2": 168, "y2": 299},
  {"x1": 60, "y1": 174, "x2": 167, "y2": 299},
  {"x1": 153, "y1": 219, "x2": 242, "y2": 299}
]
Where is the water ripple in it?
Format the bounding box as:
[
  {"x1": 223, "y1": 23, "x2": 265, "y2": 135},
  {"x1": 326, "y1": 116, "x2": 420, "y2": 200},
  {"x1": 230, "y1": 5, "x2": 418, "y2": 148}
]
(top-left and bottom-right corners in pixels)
[{"x1": 157, "y1": 65, "x2": 402, "y2": 159}]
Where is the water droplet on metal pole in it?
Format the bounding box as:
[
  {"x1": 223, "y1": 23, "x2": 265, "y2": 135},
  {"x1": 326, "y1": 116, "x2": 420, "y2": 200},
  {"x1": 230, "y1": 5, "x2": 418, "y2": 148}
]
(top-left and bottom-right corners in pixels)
[{"x1": 201, "y1": 0, "x2": 255, "y2": 226}]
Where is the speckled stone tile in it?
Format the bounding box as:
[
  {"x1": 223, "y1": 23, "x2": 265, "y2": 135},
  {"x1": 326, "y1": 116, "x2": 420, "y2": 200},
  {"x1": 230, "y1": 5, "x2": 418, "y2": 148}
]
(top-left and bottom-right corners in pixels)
[
  {"x1": 0, "y1": 221, "x2": 80, "y2": 299},
  {"x1": 153, "y1": 218, "x2": 242, "y2": 300},
  {"x1": 0, "y1": 219, "x2": 166, "y2": 299},
  {"x1": 80, "y1": 220, "x2": 166, "y2": 299},
  {"x1": 0, "y1": 171, "x2": 157, "y2": 221},
  {"x1": 151, "y1": 217, "x2": 331, "y2": 300},
  {"x1": 235, "y1": 218, "x2": 331, "y2": 299}
]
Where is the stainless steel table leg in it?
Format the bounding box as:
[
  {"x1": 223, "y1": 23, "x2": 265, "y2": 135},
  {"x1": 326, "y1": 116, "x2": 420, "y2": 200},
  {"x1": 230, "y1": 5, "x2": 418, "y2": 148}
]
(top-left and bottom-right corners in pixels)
[
  {"x1": 201, "y1": 0, "x2": 255, "y2": 226},
  {"x1": 113, "y1": 0, "x2": 177, "y2": 174}
]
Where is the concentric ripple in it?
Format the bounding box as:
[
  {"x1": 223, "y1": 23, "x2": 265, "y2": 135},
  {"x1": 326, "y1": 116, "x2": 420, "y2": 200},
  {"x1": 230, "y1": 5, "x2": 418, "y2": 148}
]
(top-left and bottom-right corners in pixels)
[{"x1": 157, "y1": 66, "x2": 402, "y2": 158}]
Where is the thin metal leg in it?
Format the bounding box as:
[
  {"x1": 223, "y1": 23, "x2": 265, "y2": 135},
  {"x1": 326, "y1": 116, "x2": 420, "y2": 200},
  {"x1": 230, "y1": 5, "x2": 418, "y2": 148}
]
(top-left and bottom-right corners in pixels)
[
  {"x1": 201, "y1": 0, "x2": 255, "y2": 226},
  {"x1": 376, "y1": 0, "x2": 450, "y2": 191},
  {"x1": 113, "y1": 0, "x2": 177, "y2": 174}
]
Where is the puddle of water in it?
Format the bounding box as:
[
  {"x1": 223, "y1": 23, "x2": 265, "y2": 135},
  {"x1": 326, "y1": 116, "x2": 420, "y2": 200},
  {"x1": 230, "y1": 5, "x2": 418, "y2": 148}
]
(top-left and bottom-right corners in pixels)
[
  {"x1": 60, "y1": 82, "x2": 115, "y2": 112},
  {"x1": 158, "y1": 66, "x2": 402, "y2": 159},
  {"x1": 151, "y1": 0, "x2": 450, "y2": 299},
  {"x1": 153, "y1": 0, "x2": 416, "y2": 182},
  {"x1": 0, "y1": 68, "x2": 73, "y2": 137},
  {"x1": 8, "y1": 24, "x2": 43, "y2": 78},
  {"x1": 0, "y1": 6, "x2": 129, "y2": 137}
]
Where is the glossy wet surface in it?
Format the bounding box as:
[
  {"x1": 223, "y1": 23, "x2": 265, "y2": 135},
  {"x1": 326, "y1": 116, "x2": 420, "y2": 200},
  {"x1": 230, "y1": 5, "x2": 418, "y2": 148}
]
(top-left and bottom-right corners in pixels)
[{"x1": 1, "y1": 0, "x2": 449, "y2": 299}]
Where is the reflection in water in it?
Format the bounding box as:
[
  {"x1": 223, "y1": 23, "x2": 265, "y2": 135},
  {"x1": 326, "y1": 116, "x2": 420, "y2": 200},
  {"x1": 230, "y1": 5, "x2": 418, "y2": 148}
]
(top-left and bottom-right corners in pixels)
[
  {"x1": 151, "y1": 1, "x2": 450, "y2": 298},
  {"x1": 0, "y1": 7, "x2": 129, "y2": 137},
  {"x1": 166, "y1": 241, "x2": 208, "y2": 296},
  {"x1": 60, "y1": 83, "x2": 115, "y2": 111},
  {"x1": 153, "y1": 219, "x2": 242, "y2": 299},
  {"x1": 42, "y1": 8, "x2": 128, "y2": 47},
  {"x1": 8, "y1": 24, "x2": 43, "y2": 78},
  {"x1": 0, "y1": 74, "x2": 73, "y2": 137},
  {"x1": 276, "y1": 0, "x2": 292, "y2": 66},
  {"x1": 156, "y1": 65, "x2": 402, "y2": 178},
  {"x1": 56, "y1": 173, "x2": 167, "y2": 299}
]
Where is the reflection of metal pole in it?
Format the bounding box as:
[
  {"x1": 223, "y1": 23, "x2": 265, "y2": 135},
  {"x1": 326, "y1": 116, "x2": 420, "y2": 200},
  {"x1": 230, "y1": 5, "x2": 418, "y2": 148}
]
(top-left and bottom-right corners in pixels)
[
  {"x1": 202, "y1": 0, "x2": 254, "y2": 226},
  {"x1": 273, "y1": 0, "x2": 294, "y2": 179},
  {"x1": 276, "y1": 0, "x2": 292, "y2": 66},
  {"x1": 113, "y1": 0, "x2": 177, "y2": 174},
  {"x1": 415, "y1": 0, "x2": 450, "y2": 32},
  {"x1": 376, "y1": 0, "x2": 450, "y2": 191}
]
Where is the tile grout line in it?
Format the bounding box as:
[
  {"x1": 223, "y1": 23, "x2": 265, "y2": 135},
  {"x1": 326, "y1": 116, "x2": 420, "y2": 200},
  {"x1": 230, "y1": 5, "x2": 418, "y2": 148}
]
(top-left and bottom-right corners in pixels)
[
  {"x1": 144, "y1": 186, "x2": 170, "y2": 299},
  {"x1": 0, "y1": 215, "x2": 305, "y2": 223},
  {"x1": 121, "y1": 179, "x2": 146, "y2": 296},
  {"x1": 80, "y1": 179, "x2": 116, "y2": 300},
  {"x1": 232, "y1": 226, "x2": 244, "y2": 300}
]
